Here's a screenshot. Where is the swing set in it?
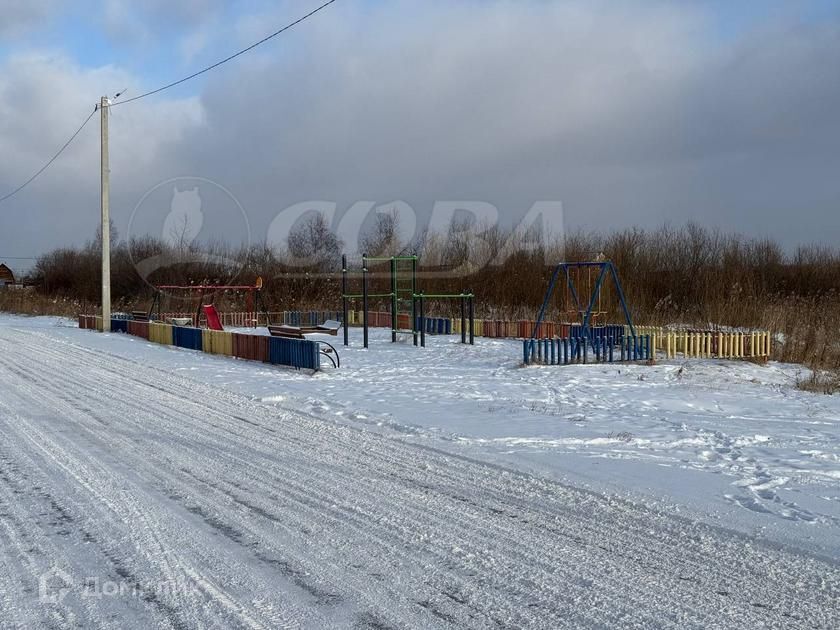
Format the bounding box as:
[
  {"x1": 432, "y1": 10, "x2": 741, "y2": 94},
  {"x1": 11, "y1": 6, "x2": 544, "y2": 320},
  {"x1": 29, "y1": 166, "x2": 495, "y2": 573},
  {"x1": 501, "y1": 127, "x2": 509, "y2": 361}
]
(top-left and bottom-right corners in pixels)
[
  {"x1": 526, "y1": 260, "x2": 636, "y2": 360},
  {"x1": 559, "y1": 262, "x2": 612, "y2": 324},
  {"x1": 147, "y1": 277, "x2": 269, "y2": 327}
]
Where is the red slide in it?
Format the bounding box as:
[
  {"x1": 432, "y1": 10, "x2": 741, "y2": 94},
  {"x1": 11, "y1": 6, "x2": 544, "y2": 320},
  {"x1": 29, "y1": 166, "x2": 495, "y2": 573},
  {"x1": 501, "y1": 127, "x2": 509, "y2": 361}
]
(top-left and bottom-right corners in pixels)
[{"x1": 202, "y1": 304, "x2": 224, "y2": 331}]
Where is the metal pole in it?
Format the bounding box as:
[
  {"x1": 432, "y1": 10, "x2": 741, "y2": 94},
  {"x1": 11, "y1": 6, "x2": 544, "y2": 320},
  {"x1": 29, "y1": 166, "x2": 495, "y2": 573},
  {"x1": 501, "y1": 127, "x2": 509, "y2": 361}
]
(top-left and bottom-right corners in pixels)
[
  {"x1": 100, "y1": 96, "x2": 111, "y2": 332},
  {"x1": 411, "y1": 255, "x2": 417, "y2": 306},
  {"x1": 362, "y1": 254, "x2": 368, "y2": 349},
  {"x1": 412, "y1": 296, "x2": 418, "y2": 346},
  {"x1": 411, "y1": 256, "x2": 417, "y2": 345},
  {"x1": 419, "y1": 294, "x2": 425, "y2": 348},
  {"x1": 391, "y1": 257, "x2": 397, "y2": 343},
  {"x1": 609, "y1": 262, "x2": 636, "y2": 338},
  {"x1": 460, "y1": 295, "x2": 466, "y2": 344},
  {"x1": 528, "y1": 263, "x2": 563, "y2": 359},
  {"x1": 342, "y1": 254, "x2": 349, "y2": 346},
  {"x1": 468, "y1": 293, "x2": 474, "y2": 345}
]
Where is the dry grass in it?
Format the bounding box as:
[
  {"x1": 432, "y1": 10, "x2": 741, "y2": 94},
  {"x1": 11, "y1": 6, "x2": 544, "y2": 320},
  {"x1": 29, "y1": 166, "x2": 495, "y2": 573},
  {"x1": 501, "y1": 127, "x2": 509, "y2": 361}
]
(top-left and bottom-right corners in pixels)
[
  {"x1": 0, "y1": 289, "x2": 83, "y2": 318},
  {"x1": 7, "y1": 222, "x2": 840, "y2": 375},
  {"x1": 796, "y1": 369, "x2": 840, "y2": 395}
]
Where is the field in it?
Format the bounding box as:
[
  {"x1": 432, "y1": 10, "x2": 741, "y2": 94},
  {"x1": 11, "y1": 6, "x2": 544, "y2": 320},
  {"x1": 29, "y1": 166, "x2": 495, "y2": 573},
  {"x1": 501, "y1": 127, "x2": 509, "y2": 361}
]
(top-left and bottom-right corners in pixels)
[{"x1": 0, "y1": 314, "x2": 838, "y2": 628}]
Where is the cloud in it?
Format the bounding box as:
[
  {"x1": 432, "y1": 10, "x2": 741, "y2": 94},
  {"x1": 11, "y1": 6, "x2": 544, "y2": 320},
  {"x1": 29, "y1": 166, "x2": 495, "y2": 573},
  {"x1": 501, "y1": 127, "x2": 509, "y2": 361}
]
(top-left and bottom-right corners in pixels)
[
  {"x1": 1, "y1": 0, "x2": 839, "y2": 261},
  {"x1": 0, "y1": 52, "x2": 203, "y2": 257},
  {"x1": 0, "y1": 0, "x2": 57, "y2": 38},
  {"x1": 174, "y1": 1, "x2": 840, "y2": 246},
  {"x1": 100, "y1": 0, "x2": 222, "y2": 53}
]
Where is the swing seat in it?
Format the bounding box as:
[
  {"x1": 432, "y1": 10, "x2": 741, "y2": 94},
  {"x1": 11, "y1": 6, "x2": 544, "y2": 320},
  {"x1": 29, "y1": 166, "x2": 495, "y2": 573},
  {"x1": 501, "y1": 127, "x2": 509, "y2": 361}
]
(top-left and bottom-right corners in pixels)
[{"x1": 168, "y1": 317, "x2": 193, "y2": 327}]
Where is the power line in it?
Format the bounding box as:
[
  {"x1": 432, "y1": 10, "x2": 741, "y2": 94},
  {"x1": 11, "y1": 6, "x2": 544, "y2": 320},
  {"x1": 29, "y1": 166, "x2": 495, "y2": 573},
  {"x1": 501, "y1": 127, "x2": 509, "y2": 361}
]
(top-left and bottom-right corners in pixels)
[
  {"x1": 0, "y1": 106, "x2": 98, "y2": 205},
  {"x1": 0, "y1": 256, "x2": 38, "y2": 260},
  {"x1": 0, "y1": 0, "x2": 338, "y2": 205},
  {"x1": 112, "y1": 0, "x2": 338, "y2": 107}
]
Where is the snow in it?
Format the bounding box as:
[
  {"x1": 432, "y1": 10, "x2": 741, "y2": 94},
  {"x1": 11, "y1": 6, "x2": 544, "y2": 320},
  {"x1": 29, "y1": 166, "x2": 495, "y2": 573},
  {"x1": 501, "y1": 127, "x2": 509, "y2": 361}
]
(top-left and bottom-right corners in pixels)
[
  {"x1": 32, "y1": 315, "x2": 840, "y2": 557},
  {"x1": 1, "y1": 314, "x2": 839, "y2": 627}
]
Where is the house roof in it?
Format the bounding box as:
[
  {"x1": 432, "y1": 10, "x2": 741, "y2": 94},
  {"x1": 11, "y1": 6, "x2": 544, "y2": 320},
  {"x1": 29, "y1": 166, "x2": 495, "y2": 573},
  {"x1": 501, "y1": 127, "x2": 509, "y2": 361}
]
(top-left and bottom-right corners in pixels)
[{"x1": 0, "y1": 263, "x2": 16, "y2": 283}]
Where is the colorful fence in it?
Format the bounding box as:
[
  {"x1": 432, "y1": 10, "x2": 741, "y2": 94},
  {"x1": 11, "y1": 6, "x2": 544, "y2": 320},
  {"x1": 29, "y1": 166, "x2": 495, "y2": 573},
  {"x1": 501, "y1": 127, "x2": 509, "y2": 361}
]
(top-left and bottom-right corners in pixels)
[
  {"x1": 523, "y1": 327, "x2": 772, "y2": 366},
  {"x1": 524, "y1": 334, "x2": 653, "y2": 365},
  {"x1": 202, "y1": 329, "x2": 233, "y2": 356},
  {"x1": 79, "y1": 316, "x2": 320, "y2": 371},
  {"x1": 127, "y1": 320, "x2": 150, "y2": 339},
  {"x1": 79, "y1": 315, "x2": 97, "y2": 330},
  {"x1": 268, "y1": 336, "x2": 321, "y2": 369},
  {"x1": 140, "y1": 311, "x2": 343, "y2": 328},
  {"x1": 149, "y1": 322, "x2": 173, "y2": 345},
  {"x1": 282, "y1": 311, "x2": 342, "y2": 326},
  {"x1": 345, "y1": 311, "x2": 773, "y2": 362},
  {"x1": 80, "y1": 310, "x2": 772, "y2": 365},
  {"x1": 232, "y1": 333, "x2": 269, "y2": 363},
  {"x1": 172, "y1": 326, "x2": 203, "y2": 351}
]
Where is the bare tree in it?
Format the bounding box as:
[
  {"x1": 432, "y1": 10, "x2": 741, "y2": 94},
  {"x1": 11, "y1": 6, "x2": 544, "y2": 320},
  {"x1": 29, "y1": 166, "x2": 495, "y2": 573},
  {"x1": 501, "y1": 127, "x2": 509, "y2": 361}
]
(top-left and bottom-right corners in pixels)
[
  {"x1": 360, "y1": 208, "x2": 411, "y2": 257},
  {"x1": 286, "y1": 212, "x2": 343, "y2": 271}
]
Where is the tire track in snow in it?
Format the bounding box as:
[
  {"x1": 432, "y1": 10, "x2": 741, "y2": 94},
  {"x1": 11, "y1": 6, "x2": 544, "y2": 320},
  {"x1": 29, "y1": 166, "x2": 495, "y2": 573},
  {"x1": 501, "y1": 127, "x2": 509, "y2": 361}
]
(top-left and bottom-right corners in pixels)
[
  {"x1": 0, "y1": 337, "x2": 716, "y2": 627},
  {"x1": 0, "y1": 324, "x2": 839, "y2": 628}
]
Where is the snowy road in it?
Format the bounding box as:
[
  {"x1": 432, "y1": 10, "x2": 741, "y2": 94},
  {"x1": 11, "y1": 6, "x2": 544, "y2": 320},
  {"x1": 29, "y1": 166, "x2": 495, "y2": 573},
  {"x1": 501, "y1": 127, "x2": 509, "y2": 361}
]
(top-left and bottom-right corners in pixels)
[{"x1": 0, "y1": 323, "x2": 839, "y2": 628}]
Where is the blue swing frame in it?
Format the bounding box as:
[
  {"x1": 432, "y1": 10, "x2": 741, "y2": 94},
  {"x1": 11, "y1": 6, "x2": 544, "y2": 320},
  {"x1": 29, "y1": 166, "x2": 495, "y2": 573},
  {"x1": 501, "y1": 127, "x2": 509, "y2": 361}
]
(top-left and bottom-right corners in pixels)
[{"x1": 526, "y1": 261, "x2": 636, "y2": 360}]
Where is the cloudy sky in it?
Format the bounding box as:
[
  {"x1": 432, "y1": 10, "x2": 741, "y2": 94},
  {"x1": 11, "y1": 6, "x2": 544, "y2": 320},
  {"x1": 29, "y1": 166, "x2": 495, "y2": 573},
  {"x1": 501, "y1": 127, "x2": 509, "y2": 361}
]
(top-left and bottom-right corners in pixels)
[{"x1": 1, "y1": 0, "x2": 839, "y2": 267}]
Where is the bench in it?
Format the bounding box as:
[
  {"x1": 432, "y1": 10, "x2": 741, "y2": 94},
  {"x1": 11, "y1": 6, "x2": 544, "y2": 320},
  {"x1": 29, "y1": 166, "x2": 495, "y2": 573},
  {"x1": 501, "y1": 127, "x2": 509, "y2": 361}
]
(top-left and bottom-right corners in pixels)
[
  {"x1": 268, "y1": 320, "x2": 341, "y2": 338},
  {"x1": 266, "y1": 326, "x2": 341, "y2": 368}
]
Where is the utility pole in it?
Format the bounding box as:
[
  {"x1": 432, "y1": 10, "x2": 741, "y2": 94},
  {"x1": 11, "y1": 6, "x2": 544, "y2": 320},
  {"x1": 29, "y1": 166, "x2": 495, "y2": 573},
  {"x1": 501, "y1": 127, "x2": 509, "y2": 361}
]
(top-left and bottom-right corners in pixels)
[{"x1": 100, "y1": 96, "x2": 111, "y2": 332}]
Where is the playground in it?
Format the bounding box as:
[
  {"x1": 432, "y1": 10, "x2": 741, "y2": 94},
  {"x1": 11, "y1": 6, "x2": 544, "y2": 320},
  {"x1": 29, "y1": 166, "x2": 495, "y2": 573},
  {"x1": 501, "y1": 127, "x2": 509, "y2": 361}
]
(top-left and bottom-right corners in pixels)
[{"x1": 77, "y1": 256, "x2": 775, "y2": 376}]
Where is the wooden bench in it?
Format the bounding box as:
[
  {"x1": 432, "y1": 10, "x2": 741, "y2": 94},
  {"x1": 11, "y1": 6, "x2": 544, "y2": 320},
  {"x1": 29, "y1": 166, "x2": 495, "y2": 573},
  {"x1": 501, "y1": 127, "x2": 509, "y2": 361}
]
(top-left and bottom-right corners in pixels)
[
  {"x1": 268, "y1": 325, "x2": 308, "y2": 339},
  {"x1": 268, "y1": 320, "x2": 341, "y2": 338}
]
